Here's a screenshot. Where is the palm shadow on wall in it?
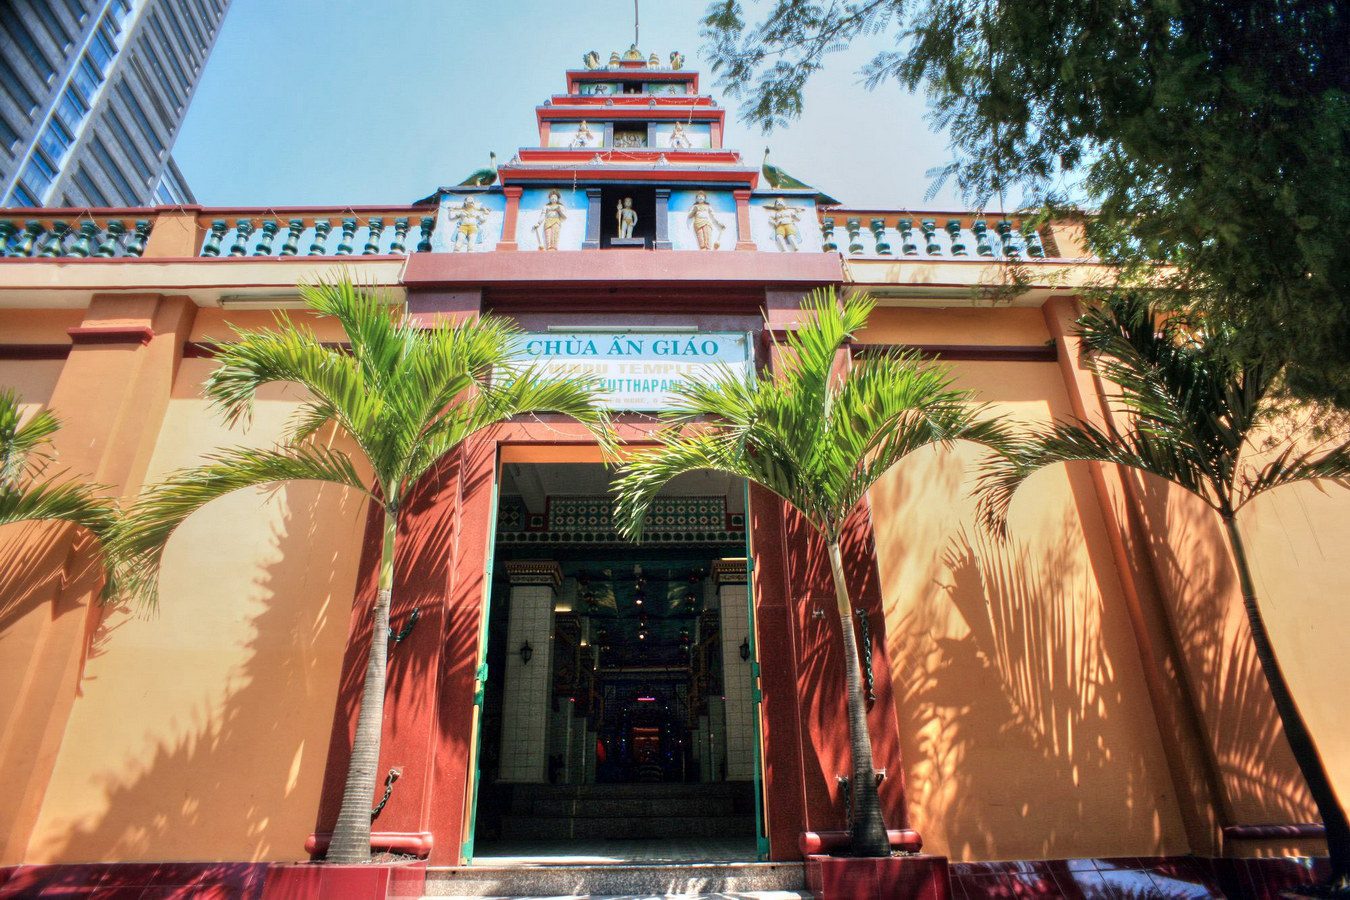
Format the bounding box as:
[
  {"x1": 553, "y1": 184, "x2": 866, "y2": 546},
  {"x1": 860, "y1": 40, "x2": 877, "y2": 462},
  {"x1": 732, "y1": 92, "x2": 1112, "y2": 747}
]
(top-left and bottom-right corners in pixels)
[
  {"x1": 1128, "y1": 473, "x2": 1315, "y2": 826},
  {"x1": 33, "y1": 478, "x2": 368, "y2": 863},
  {"x1": 891, "y1": 514, "x2": 1169, "y2": 861}
]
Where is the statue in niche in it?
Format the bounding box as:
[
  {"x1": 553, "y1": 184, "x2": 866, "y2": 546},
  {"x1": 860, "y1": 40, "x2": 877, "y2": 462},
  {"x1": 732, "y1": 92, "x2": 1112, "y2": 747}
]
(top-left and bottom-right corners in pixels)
[
  {"x1": 616, "y1": 197, "x2": 638, "y2": 239},
  {"x1": 623, "y1": 43, "x2": 643, "y2": 61},
  {"x1": 686, "y1": 191, "x2": 726, "y2": 250},
  {"x1": 613, "y1": 129, "x2": 646, "y2": 148},
  {"x1": 533, "y1": 190, "x2": 567, "y2": 251},
  {"x1": 668, "y1": 121, "x2": 692, "y2": 149},
  {"x1": 767, "y1": 198, "x2": 803, "y2": 251},
  {"x1": 583, "y1": 50, "x2": 601, "y2": 70},
  {"x1": 449, "y1": 198, "x2": 490, "y2": 252},
  {"x1": 670, "y1": 51, "x2": 685, "y2": 70},
  {"x1": 569, "y1": 120, "x2": 597, "y2": 148}
]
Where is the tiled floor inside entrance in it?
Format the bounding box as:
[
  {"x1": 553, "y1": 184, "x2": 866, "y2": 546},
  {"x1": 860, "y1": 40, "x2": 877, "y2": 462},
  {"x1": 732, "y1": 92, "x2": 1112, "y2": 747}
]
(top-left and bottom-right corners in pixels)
[{"x1": 471, "y1": 836, "x2": 760, "y2": 865}]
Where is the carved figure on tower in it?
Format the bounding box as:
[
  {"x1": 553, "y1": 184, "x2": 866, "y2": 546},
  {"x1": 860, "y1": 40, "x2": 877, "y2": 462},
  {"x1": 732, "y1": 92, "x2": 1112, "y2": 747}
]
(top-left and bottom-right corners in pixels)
[
  {"x1": 533, "y1": 190, "x2": 567, "y2": 251},
  {"x1": 616, "y1": 197, "x2": 638, "y2": 239},
  {"x1": 648, "y1": 53, "x2": 661, "y2": 68},
  {"x1": 767, "y1": 198, "x2": 803, "y2": 252},
  {"x1": 569, "y1": 121, "x2": 598, "y2": 149},
  {"x1": 686, "y1": 191, "x2": 726, "y2": 250},
  {"x1": 448, "y1": 198, "x2": 490, "y2": 252},
  {"x1": 670, "y1": 50, "x2": 685, "y2": 70},
  {"x1": 668, "y1": 121, "x2": 692, "y2": 149},
  {"x1": 623, "y1": 43, "x2": 643, "y2": 61},
  {"x1": 583, "y1": 50, "x2": 601, "y2": 70},
  {"x1": 608, "y1": 51, "x2": 621, "y2": 68}
]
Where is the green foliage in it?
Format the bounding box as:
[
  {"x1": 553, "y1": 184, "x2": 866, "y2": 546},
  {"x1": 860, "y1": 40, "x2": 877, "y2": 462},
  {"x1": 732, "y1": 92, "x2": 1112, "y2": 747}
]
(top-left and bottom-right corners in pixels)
[
  {"x1": 703, "y1": 0, "x2": 1350, "y2": 405},
  {"x1": 111, "y1": 276, "x2": 612, "y2": 607},
  {"x1": 614, "y1": 289, "x2": 1005, "y2": 542},
  {"x1": 978, "y1": 295, "x2": 1350, "y2": 531},
  {"x1": 0, "y1": 388, "x2": 118, "y2": 546}
]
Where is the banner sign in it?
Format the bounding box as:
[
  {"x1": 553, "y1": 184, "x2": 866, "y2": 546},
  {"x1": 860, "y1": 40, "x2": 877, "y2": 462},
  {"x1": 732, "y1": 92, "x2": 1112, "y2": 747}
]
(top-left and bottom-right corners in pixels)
[{"x1": 512, "y1": 331, "x2": 752, "y2": 410}]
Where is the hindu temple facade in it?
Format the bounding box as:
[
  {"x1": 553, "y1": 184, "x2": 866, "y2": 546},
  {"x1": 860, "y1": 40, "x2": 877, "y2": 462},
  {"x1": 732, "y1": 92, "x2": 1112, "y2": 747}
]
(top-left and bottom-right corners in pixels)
[{"x1": 0, "y1": 47, "x2": 1345, "y2": 898}]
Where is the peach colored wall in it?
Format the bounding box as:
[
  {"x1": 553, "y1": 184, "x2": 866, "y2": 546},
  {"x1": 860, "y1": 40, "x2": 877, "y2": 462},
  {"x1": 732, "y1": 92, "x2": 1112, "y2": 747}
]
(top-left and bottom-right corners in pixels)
[
  {"x1": 1130, "y1": 474, "x2": 1344, "y2": 835},
  {"x1": 188, "y1": 308, "x2": 353, "y2": 344},
  {"x1": 0, "y1": 309, "x2": 84, "y2": 343},
  {"x1": 857, "y1": 306, "x2": 1052, "y2": 346},
  {"x1": 866, "y1": 354, "x2": 1191, "y2": 861},
  {"x1": 24, "y1": 358, "x2": 370, "y2": 864}
]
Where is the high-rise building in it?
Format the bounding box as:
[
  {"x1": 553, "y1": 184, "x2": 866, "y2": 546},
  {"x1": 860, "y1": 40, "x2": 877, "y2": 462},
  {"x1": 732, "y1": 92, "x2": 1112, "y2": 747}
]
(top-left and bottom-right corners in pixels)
[{"x1": 0, "y1": 0, "x2": 229, "y2": 208}]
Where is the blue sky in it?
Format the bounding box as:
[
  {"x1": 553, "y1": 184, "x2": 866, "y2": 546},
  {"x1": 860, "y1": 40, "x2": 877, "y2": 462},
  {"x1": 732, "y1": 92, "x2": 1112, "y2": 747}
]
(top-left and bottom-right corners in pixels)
[{"x1": 172, "y1": 0, "x2": 964, "y2": 209}]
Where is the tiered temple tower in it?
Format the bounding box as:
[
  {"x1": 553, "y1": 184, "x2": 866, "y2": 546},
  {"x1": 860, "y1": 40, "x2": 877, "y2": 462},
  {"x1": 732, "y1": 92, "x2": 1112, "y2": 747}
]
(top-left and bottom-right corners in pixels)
[{"x1": 421, "y1": 45, "x2": 823, "y2": 256}]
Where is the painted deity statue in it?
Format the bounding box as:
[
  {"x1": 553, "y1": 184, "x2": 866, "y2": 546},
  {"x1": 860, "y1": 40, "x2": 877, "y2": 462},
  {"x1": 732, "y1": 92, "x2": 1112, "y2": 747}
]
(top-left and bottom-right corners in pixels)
[
  {"x1": 686, "y1": 191, "x2": 726, "y2": 251},
  {"x1": 767, "y1": 199, "x2": 803, "y2": 252},
  {"x1": 569, "y1": 120, "x2": 597, "y2": 149},
  {"x1": 670, "y1": 50, "x2": 685, "y2": 70},
  {"x1": 582, "y1": 50, "x2": 601, "y2": 70},
  {"x1": 623, "y1": 43, "x2": 643, "y2": 61},
  {"x1": 449, "y1": 198, "x2": 490, "y2": 252},
  {"x1": 533, "y1": 190, "x2": 567, "y2": 251},
  {"x1": 668, "y1": 121, "x2": 692, "y2": 150},
  {"x1": 616, "y1": 197, "x2": 638, "y2": 239}
]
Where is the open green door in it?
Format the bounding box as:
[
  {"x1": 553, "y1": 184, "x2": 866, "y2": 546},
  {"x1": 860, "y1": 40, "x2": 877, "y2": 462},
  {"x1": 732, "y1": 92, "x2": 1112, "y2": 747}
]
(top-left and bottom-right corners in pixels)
[
  {"x1": 461, "y1": 452, "x2": 502, "y2": 864},
  {"x1": 744, "y1": 482, "x2": 771, "y2": 861}
]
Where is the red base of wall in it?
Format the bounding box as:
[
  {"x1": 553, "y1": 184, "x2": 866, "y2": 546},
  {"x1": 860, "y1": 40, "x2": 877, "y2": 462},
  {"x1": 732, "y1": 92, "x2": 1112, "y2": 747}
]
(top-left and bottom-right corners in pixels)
[
  {"x1": 806, "y1": 854, "x2": 951, "y2": 900},
  {"x1": 0, "y1": 856, "x2": 1327, "y2": 899},
  {"x1": 0, "y1": 860, "x2": 426, "y2": 899},
  {"x1": 261, "y1": 861, "x2": 425, "y2": 900}
]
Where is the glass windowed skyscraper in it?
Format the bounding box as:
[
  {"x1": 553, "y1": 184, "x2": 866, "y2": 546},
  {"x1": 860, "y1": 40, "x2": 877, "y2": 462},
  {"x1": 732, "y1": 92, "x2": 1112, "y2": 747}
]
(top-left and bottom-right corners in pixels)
[{"x1": 0, "y1": 0, "x2": 230, "y2": 207}]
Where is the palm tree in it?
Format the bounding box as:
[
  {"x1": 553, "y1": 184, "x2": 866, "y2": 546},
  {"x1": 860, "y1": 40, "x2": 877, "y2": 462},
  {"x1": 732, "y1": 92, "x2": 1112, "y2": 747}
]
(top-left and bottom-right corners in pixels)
[
  {"x1": 612, "y1": 289, "x2": 1004, "y2": 857},
  {"x1": 979, "y1": 295, "x2": 1350, "y2": 887},
  {"x1": 0, "y1": 389, "x2": 117, "y2": 566},
  {"x1": 111, "y1": 278, "x2": 610, "y2": 864}
]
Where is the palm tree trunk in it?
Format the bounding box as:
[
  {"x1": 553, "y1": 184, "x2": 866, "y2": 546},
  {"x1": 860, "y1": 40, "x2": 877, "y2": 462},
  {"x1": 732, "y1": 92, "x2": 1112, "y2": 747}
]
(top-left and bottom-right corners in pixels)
[
  {"x1": 826, "y1": 539, "x2": 891, "y2": 857},
  {"x1": 326, "y1": 510, "x2": 397, "y2": 864},
  {"x1": 1222, "y1": 515, "x2": 1350, "y2": 886}
]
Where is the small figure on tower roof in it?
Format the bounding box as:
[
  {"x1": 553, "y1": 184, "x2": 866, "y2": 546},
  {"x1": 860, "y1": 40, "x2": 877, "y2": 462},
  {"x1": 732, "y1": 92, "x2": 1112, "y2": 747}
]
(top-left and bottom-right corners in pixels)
[
  {"x1": 623, "y1": 43, "x2": 643, "y2": 61},
  {"x1": 670, "y1": 50, "x2": 685, "y2": 70},
  {"x1": 582, "y1": 50, "x2": 601, "y2": 70}
]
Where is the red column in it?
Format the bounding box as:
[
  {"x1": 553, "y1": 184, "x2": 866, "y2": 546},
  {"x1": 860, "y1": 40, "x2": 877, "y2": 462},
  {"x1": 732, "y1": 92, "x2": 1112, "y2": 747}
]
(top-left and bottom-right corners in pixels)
[
  {"x1": 734, "y1": 189, "x2": 757, "y2": 251},
  {"x1": 498, "y1": 186, "x2": 523, "y2": 251},
  {"x1": 309, "y1": 439, "x2": 498, "y2": 864}
]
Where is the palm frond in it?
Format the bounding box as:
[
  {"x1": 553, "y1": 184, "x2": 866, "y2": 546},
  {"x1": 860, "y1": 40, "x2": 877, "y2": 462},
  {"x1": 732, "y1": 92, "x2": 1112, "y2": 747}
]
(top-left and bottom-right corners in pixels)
[
  {"x1": 0, "y1": 389, "x2": 60, "y2": 485},
  {"x1": 0, "y1": 476, "x2": 118, "y2": 537},
  {"x1": 110, "y1": 445, "x2": 369, "y2": 608},
  {"x1": 1238, "y1": 440, "x2": 1350, "y2": 510},
  {"x1": 615, "y1": 288, "x2": 996, "y2": 544},
  {"x1": 978, "y1": 418, "x2": 1219, "y2": 534}
]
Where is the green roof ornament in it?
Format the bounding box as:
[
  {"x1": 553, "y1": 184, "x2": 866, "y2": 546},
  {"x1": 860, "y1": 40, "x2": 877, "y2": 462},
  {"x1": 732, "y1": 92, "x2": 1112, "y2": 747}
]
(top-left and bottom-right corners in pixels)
[{"x1": 760, "y1": 148, "x2": 840, "y2": 206}]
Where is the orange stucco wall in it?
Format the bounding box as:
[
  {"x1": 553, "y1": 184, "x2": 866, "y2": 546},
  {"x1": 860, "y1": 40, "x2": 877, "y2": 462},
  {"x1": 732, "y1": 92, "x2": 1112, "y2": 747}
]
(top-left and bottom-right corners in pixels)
[
  {"x1": 21, "y1": 357, "x2": 370, "y2": 864},
  {"x1": 865, "y1": 349, "x2": 1190, "y2": 860},
  {"x1": 1130, "y1": 473, "x2": 1346, "y2": 840}
]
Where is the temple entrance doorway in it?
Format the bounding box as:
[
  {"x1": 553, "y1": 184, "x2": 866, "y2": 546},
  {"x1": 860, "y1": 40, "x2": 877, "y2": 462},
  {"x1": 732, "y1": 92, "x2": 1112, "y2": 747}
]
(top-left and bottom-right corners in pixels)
[{"x1": 468, "y1": 462, "x2": 763, "y2": 863}]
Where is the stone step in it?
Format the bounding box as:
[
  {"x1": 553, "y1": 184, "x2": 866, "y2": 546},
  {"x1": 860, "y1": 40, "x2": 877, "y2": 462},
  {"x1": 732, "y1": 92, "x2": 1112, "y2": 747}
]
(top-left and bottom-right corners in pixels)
[
  {"x1": 523, "y1": 796, "x2": 736, "y2": 818},
  {"x1": 517, "y1": 782, "x2": 751, "y2": 800},
  {"x1": 423, "y1": 862, "x2": 806, "y2": 897},
  {"x1": 500, "y1": 815, "x2": 756, "y2": 840}
]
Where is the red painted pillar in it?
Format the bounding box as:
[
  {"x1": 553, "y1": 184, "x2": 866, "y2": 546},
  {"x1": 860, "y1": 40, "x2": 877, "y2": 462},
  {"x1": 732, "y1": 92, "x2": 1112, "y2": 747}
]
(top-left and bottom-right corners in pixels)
[
  {"x1": 734, "y1": 189, "x2": 757, "y2": 251},
  {"x1": 498, "y1": 186, "x2": 523, "y2": 251}
]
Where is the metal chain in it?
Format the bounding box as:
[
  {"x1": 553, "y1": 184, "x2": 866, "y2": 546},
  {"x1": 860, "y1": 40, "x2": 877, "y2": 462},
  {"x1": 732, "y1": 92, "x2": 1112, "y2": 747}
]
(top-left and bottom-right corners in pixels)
[
  {"x1": 371, "y1": 767, "x2": 401, "y2": 820},
  {"x1": 856, "y1": 608, "x2": 876, "y2": 704},
  {"x1": 388, "y1": 607, "x2": 420, "y2": 645}
]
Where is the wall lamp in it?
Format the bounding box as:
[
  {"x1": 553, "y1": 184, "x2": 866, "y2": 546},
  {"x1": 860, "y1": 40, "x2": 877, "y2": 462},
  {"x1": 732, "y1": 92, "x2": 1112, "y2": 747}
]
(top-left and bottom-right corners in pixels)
[{"x1": 519, "y1": 640, "x2": 534, "y2": 664}]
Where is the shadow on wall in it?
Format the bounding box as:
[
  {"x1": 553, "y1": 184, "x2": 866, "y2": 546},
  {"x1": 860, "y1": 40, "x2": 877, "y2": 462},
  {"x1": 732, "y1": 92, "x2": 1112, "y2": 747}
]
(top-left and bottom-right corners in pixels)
[
  {"x1": 1131, "y1": 473, "x2": 1316, "y2": 826},
  {"x1": 29, "y1": 480, "x2": 365, "y2": 863},
  {"x1": 894, "y1": 516, "x2": 1169, "y2": 861}
]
